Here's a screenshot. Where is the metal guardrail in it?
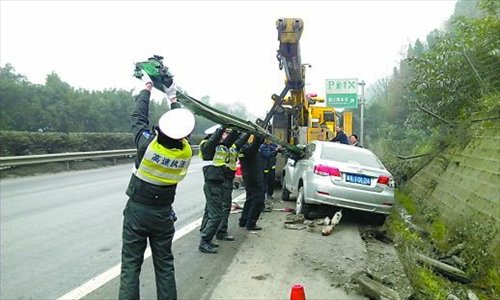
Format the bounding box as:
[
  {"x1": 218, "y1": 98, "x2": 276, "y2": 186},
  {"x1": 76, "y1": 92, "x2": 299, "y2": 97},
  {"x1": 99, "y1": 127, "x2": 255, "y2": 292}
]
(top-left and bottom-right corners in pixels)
[{"x1": 0, "y1": 146, "x2": 200, "y2": 167}]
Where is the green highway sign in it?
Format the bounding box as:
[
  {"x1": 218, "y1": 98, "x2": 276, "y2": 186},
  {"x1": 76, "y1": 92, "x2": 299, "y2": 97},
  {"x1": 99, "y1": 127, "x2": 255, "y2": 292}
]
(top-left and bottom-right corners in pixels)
[
  {"x1": 325, "y1": 78, "x2": 358, "y2": 108},
  {"x1": 326, "y1": 94, "x2": 358, "y2": 108}
]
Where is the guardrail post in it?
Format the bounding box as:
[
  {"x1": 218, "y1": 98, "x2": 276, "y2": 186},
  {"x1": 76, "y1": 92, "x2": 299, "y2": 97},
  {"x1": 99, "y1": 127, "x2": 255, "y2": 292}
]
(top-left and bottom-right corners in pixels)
[
  {"x1": 66, "y1": 161, "x2": 70, "y2": 171},
  {"x1": 113, "y1": 157, "x2": 117, "y2": 165}
]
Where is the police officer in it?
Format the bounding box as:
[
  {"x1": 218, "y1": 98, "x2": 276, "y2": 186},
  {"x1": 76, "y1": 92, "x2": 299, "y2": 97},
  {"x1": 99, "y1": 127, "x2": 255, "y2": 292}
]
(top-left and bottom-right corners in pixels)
[
  {"x1": 237, "y1": 134, "x2": 266, "y2": 230},
  {"x1": 199, "y1": 125, "x2": 240, "y2": 253},
  {"x1": 119, "y1": 77, "x2": 195, "y2": 300},
  {"x1": 216, "y1": 131, "x2": 248, "y2": 241}
]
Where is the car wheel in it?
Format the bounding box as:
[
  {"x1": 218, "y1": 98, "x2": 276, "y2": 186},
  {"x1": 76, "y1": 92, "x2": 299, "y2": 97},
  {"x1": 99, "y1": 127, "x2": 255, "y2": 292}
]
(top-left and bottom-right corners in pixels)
[
  {"x1": 282, "y1": 184, "x2": 291, "y2": 201},
  {"x1": 296, "y1": 186, "x2": 311, "y2": 219},
  {"x1": 372, "y1": 214, "x2": 388, "y2": 226}
]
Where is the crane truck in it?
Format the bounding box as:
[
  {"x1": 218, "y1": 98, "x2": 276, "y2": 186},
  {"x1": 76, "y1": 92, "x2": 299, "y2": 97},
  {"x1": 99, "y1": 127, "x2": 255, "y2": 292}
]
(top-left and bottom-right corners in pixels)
[{"x1": 258, "y1": 18, "x2": 338, "y2": 182}]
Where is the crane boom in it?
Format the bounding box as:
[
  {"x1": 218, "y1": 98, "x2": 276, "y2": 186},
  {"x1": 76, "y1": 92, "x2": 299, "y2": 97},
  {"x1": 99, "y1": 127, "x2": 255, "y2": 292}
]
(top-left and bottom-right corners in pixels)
[
  {"x1": 276, "y1": 18, "x2": 305, "y2": 91},
  {"x1": 258, "y1": 18, "x2": 310, "y2": 131}
]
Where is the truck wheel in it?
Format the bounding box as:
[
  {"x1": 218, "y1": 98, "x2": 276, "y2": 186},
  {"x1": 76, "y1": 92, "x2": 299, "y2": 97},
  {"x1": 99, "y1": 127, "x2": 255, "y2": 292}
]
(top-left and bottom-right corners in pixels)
[
  {"x1": 282, "y1": 184, "x2": 291, "y2": 201},
  {"x1": 296, "y1": 186, "x2": 311, "y2": 219}
]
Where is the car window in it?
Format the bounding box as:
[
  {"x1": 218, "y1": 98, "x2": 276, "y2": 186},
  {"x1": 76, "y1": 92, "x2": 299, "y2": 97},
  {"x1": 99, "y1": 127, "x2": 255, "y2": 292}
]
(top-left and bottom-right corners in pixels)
[{"x1": 320, "y1": 145, "x2": 384, "y2": 168}]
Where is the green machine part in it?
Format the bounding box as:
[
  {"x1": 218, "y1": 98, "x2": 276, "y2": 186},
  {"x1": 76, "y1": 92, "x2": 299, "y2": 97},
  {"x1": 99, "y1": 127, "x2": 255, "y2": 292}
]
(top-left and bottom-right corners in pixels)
[
  {"x1": 134, "y1": 55, "x2": 174, "y2": 92},
  {"x1": 133, "y1": 55, "x2": 304, "y2": 158}
]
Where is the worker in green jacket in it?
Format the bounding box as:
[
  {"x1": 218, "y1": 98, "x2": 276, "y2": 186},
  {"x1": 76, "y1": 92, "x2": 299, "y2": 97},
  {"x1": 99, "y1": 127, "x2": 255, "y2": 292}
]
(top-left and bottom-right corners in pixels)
[
  {"x1": 119, "y1": 75, "x2": 195, "y2": 300},
  {"x1": 198, "y1": 125, "x2": 240, "y2": 253}
]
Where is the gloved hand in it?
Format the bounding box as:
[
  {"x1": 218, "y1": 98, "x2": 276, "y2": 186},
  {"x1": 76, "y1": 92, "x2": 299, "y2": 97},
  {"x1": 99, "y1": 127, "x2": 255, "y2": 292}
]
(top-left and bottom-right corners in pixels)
[
  {"x1": 169, "y1": 210, "x2": 177, "y2": 222},
  {"x1": 163, "y1": 82, "x2": 178, "y2": 102},
  {"x1": 140, "y1": 70, "x2": 153, "y2": 85},
  {"x1": 132, "y1": 70, "x2": 153, "y2": 95}
]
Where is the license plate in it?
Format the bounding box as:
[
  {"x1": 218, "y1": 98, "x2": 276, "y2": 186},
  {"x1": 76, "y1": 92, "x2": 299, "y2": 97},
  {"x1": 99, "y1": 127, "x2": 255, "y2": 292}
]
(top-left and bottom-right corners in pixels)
[{"x1": 345, "y1": 173, "x2": 371, "y2": 185}]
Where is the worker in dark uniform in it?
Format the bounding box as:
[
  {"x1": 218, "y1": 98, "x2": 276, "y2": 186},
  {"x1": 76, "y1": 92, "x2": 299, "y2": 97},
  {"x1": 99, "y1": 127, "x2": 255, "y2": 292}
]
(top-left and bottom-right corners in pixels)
[
  {"x1": 237, "y1": 134, "x2": 266, "y2": 230},
  {"x1": 198, "y1": 125, "x2": 240, "y2": 253},
  {"x1": 331, "y1": 125, "x2": 349, "y2": 145},
  {"x1": 119, "y1": 76, "x2": 195, "y2": 300},
  {"x1": 216, "y1": 131, "x2": 248, "y2": 241},
  {"x1": 259, "y1": 138, "x2": 280, "y2": 201}
]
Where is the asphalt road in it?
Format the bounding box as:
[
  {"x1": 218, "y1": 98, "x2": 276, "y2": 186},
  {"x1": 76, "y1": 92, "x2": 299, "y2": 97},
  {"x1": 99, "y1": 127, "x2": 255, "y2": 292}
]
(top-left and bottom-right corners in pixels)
[{"x1": 0, "y1": 157, "x2": 223, "y2": 300}]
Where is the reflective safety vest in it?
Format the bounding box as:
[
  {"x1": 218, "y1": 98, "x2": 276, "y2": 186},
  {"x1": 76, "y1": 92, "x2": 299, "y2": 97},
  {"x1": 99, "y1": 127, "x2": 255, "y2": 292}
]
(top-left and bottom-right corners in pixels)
[
  {"x1": 212, "y1": 145, "x2": 228, "y2": 167},
  {"x1": 227, "y1": 145, "x2": 238, "y2": 171},
  {"x1": 264, "y1": 165, "x2": 276, "y2": 174},
  {"x1": 134, "y1": 137, "x2": 192, "y2": 186},
  {"x1": 199, "y1": 139, "x2": 233, "y2": 168}
]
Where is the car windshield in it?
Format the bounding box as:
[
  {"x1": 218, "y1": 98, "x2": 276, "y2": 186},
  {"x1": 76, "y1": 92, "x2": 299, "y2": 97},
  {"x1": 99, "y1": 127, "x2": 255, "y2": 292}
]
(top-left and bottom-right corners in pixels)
[{"x1": 320, "y1": 145, "x2": 384, "y2": 169}]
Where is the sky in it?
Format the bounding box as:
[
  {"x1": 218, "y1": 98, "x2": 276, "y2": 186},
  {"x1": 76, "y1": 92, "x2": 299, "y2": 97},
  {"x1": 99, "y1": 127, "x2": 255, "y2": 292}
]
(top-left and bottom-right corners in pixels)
[{"x1": 0, "y1": 0, "x2": 457, "y2": 117}]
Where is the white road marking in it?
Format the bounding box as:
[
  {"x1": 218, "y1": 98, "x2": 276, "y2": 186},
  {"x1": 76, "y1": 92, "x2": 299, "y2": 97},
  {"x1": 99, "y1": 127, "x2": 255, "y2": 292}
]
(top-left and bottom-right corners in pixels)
[
  {"x1": 57, "y1": 217, "x2": 203, "y2": 300},
  {"x1": 57, "y1": 189, "x2": 247, "y2": 300}
]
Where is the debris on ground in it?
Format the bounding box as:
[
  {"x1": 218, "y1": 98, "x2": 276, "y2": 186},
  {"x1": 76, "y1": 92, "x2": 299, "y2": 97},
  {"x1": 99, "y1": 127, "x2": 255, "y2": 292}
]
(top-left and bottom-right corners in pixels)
[
  {"x1": 284, "y1": 223, "x2": 307, "y2": 230},
  {"x1": 445, "y1": 243, "x2": 465, "y2": 258},
  {"x1": 358, "y1": 223, "x2": 413, "y2": 299},
  {"x1": 251, "y1": 273, "x2": 272, "y2": 281},
  {"x1": 360, "y1": 227, "x2": 394, "y2": 244},
  {"x1": 284, "y1": 213, "x2": 305, "y2": 224},
  {"x1": 399, "y1": 207, "x2": 429, "y2": 237},
  {"x1": 354, "y1": 273, "x2": 401, "y2": 300},
  {"x1": 319, "y1": 210, "x2": 342, "y2": 236},
  {"x1": 321, "y1": 225, "x2": 334, "y2": 236},
  {"x1": 416, "y1": 253, "x2": 470, "y2": 283},
  {"x1": 314, "y1": 218, "x2": 325, "y2": 226},
  {"x1": 230, "y1": 201, "x2": 244, "y2": 214},
  {"x1": 466, "y1": 289, "x2": 479, "y2": 300},
  {"x1": 331, "y1": 210, "x2": 343, "y2": 226},
  {"x1": 272, "y1": 207, "x2": 295, "y2": 212}
]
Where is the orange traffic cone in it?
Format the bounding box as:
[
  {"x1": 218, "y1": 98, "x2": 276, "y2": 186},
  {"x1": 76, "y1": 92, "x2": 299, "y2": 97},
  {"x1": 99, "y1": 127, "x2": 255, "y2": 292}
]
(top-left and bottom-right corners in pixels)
[{"x1": 290, "y1": 284, "x2": 306, "y2": 300}]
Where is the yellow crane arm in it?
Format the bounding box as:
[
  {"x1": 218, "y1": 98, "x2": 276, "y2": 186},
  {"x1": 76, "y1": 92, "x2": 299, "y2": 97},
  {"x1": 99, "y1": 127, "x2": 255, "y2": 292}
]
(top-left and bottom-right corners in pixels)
[{"x1": 257, "y1": 18, "x2": 308, "y2": 129}]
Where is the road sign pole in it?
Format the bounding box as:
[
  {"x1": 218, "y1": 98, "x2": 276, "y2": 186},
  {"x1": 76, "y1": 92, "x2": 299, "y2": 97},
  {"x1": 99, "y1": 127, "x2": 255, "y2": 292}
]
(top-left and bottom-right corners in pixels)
[{"x1": 359, "y1": 80, "x2": 365, "y2": 147}]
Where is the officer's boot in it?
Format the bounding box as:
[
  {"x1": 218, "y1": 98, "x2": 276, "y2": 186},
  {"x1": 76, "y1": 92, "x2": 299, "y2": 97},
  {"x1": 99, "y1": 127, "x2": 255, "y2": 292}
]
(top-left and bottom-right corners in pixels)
[{"x1": 199, "y1": 240, "x2": 217, "y2": 254}]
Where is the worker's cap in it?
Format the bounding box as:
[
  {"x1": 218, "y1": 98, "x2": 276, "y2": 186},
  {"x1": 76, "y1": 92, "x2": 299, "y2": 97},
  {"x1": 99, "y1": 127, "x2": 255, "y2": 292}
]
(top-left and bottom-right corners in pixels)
[
  {"x1": 204, "y1": 124, "x2": 221, "y2": 135},
  {"x1": 158, "y1": 108, "x2": 195, "y2": 140}
]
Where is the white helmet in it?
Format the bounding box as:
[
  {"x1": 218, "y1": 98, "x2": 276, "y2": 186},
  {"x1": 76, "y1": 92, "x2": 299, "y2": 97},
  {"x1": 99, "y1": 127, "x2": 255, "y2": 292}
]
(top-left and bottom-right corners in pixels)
[
  {"x1": 204, "y1": 124, "x2": 222, "y2": 135},
  {"x1": 158, "y1": 108, "x2": 195, "y2": 140}
]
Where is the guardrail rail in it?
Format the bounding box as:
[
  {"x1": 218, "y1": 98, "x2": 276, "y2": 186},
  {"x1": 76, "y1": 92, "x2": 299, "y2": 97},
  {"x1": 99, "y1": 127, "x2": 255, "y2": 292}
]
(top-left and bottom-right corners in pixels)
[{"x1": 0, "y1": 146, "x2": 200, "y2": 168}]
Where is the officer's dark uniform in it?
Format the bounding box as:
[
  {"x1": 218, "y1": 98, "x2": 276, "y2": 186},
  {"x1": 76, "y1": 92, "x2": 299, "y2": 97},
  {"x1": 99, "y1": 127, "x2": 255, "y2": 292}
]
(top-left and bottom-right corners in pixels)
[
  {"x1": 237, "y1": 134, "x2": 266, "y2": 230},
  {"x1": 332, "y1": 129, "x2": 349, "y2": 144},
  {"x1": 119, "y1": 89, "x2": 191, "y2": 300},
  {"x1": 216, "y1": 133, "x2": 247, "y2": 240},
  {"x1": 199, "y1": 127, "x2": 239, "y2": 253},
  {"x1": 259, "y1": 141, "x2": 279, "y2": 199}
]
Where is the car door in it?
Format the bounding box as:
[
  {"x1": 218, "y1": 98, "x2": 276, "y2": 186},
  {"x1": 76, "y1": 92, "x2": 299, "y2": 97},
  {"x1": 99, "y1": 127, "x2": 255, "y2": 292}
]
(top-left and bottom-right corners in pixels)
[
  {"x1": 290, "y1": 143, "x2": 316, "y2": 193},
  {"x1": 284, "y1": 157, "x2": 296, "y2": 193}
]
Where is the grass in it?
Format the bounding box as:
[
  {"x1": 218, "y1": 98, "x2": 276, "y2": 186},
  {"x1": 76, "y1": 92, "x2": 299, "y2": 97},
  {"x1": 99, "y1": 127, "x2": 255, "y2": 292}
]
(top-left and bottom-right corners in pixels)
[
  {"x1": 429, "y1": 219, "x2": 448, "y2": 252},
  {"x1": 395, "y1": 190, "x2": 417, "y2": 215},
  {"x1": 411, "y1": 267, "x2": 449, "y2": 300}
]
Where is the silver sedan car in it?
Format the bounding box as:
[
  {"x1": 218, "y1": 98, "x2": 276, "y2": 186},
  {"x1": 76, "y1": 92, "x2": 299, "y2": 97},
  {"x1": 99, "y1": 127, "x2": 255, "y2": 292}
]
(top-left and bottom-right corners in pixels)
[{"x1": 282, "y1": 141, "x2": 395, "y2": 224}]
